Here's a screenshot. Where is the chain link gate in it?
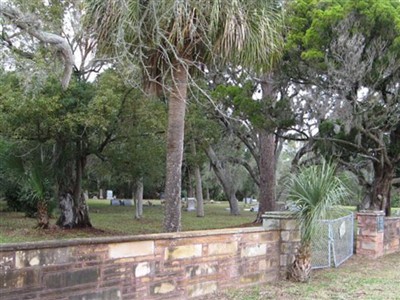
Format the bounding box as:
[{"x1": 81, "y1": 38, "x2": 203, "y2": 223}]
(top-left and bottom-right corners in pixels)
[{"x1": 311, "y1": 213, "x2": 354, "y2": 269}]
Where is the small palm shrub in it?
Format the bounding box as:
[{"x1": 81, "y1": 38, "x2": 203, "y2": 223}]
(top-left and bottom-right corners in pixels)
[{"x1": 286, "y1": 162, "x2": 352, "y2": 282}]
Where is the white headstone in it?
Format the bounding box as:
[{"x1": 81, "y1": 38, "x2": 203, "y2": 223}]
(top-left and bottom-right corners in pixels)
[
  {"x1": 106, "y1": 190, "x2": 113, "y2": 200},
  {"x1": 243, "y1": 197, "x2": 252, "y2": 204},
  {"x1": 187, "y1": 197, "x2": 196, "y2": 211}
]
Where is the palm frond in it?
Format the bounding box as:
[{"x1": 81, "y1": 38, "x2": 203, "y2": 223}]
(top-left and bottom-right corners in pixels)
[
  {"x1": 85, "y1": 0, "x2": 285, "y2": 82},
  {"x1": 287, "y1": 162, "x2": 352, "y2": 243}
]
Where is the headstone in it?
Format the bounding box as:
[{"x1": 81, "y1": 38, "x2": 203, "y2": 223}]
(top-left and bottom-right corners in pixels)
[
  {"x1": 250, "y1": 203, "x2": 259, "y2": 212},
  {"x1": 106, "y1": 190, "x2": 113, "y2": 200},
  {"x1": 243, "y1": 197, "x2": 252, "y2": 204},
  {"x1": 187, "y1": 197, "x2": 196, "y2": 211},
  {"x1": 110, "y1": 199, "x2": 120, "y2": 206},
  {"x1": 124, "y1": 200, "x2": 134, "y2": 206}
]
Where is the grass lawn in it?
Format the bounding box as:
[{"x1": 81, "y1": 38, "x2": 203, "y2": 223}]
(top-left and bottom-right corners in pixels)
[
  {"x1": 0, "y1": 199, "x2": 257, "y2": 243},
  {"x1": 1, "y1": 200, "x2": 398, "y2": 244},
  {"x1": 204, "y1": 252, "x2": 400, "y2": 300}
]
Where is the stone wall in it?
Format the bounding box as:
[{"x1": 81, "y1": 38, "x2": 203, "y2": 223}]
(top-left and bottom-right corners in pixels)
[
  {"x1": 384, "y1": 217, "x2": 400, "y2": 254},
  {"x1": 0, "y1": 215, "x2": 298, "y2": 300},
  {"x1": 356, "y1": 211, "x2": 400, "y2": 258},
  {"x1": 262, "y1": 211, "x2": 300, "y2": 278}
]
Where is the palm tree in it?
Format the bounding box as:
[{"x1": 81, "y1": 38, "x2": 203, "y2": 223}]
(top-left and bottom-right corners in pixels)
[
  {"x1": 86, "y1": 0, "x2": 283, "y2": 232},
  {"x1": 286, "y1": 162, "x2": 351, "y2": 282}
]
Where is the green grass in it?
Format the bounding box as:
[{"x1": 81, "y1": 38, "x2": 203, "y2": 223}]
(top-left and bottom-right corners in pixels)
[
  {"x1": 0, "y1": 199, "x2": 256, "y2": 243},
  {"x1": 203, "y1": 252, "x2": 400, "y2": 300},
  {"x1": 1, "y1": 200, "x2": 399, "y2": 244}
]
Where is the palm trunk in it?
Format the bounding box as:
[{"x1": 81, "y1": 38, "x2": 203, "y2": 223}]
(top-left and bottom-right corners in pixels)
[
  {"x1": 36, "y1": 200, "x2": 49, "y2": 229},
  {"x1": 289, "y1": 242, "x2": 312, "y2": 282},
  {"x1": 163, "y1": 62, "x2": 187, "y2": 232},
  {"x1": 256, "y1": 130, "x2": 276, "y2": 223}
]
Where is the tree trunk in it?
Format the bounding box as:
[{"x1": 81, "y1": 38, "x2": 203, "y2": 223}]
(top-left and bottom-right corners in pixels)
[
  {"x1": 55, "y1": 140, "x2": 92, "y2": 228},
  {"x1": 187, "y1": 169, "x2": 195, "y2": 198},
  {"x1": 163, "y1": 62, "x2": 187, "y2": 232},
  {"x1": 205, "y1": 145, "x2": 240, "y2": 215},
  {"x1": 191, "y1": 141, "x2": 204, "y2": 217},
  {"x1": 255, "y1": 72, "x2": 278, "y2": 223},
  {"x1": 370, "y1": 162, "x2": 393, "y2": 216},
  {"x1": 57, "y1": 191, "x2": 91, "y2": 228},
  {"x1": 134, "y1": 177, "x2": 144, "y2": 219},
  {"x1": 256, "y1": 130, "x2": 276, "y2": 223},
  {"x1": 194, "y1": 165, "x2": 204, "y2": 217}
]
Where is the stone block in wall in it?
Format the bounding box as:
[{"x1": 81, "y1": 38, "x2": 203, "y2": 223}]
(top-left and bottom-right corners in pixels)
[
  {"x1": 15, "y1": 248, "x2": 71, "y2": 269},
  {"x1": 208, "y1": 242, "x2": 237, "y2": 256},
  {"x1": 240, "y1": 244, "x2": 267, "y2": 258},
  {"x1": 185, "y1": 263, "x2": 219, "y2": 278},
  {"x1": 150, "y1": 281, "x2": 176, "y2": 295},
  {"x1": 263, "y1": 219, "x2": 280, "y2": 231},
  {"x1": 281, "y1": 219, "x2": 298, "y2": 230},
  {"x1": 135, "y1": 261, "x2": 152, "y2": 277},
  {"x1": 1, "y1": 269, "x2": 40, "y2": 289},
  {"x1": 290, "y1": 230, "x2": 301, "y2": 242},
  {"x1": 108, "y1": 241, "x2": 154, "y2": 259},
  {"x1": 44, "y1": 268, "x2": 100, "y2": 289},
  {"x1": 280, "y1": 231, "x2": 290, "y2": 242},
  {"x1": 0, "y1": 252, "x2": 14, "y2": 272},
  {"x1": 164, "y1": 244, "x2": 202, "y2": 260},
  {"x1": 69, "y1": 288, "x2": 122, "y2": 300}
]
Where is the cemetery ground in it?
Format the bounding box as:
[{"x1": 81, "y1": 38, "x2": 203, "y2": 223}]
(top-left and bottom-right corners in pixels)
[
  {"x1": 0, "y1": 199, "x2": 258, "y2": 243},
  {"x1": 204, "y1": 252, "x2": 400, "y2": 300}
]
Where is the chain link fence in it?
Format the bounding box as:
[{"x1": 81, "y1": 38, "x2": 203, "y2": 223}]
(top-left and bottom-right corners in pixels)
[{"x1": 311, "y1": 213, "x2": 354, "y2": 269}]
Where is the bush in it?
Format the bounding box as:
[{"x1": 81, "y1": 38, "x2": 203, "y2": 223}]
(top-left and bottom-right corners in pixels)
[
  {"x1": 3, "y1": 177, "x2": 56, "y2": 218},
  {"x1": 3, "y1": 181, "x2": 24, "y2": 212},
  {"x1": 392, "y1": 191, "x2": 400, "y2": 208}
]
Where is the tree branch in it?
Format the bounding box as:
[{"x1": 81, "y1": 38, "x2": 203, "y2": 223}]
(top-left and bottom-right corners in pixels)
[
  {"x1": 226, "y1": 157, "x2": 260, "y2": 186},
  {"x1": 0, "y1": 4, "x2": 74, "y2": 90}
]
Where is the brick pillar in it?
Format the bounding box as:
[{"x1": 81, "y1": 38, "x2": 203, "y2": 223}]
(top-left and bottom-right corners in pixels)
[
  {"x1": 356, "y1": 210, "x2": 385, "y2": 258},
  {"x1": 262, "y1": 211, "x2": 300, "y2": 278}
]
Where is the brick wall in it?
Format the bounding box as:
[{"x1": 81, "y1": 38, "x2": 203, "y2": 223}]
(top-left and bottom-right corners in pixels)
[
  {"x1": 0, "y1": 214, "x2": 298, "y2": 300},
  {"x1": 356, "y1": 211, "x2": 400, "y2": 258},
  {"x1": 384, "y1": 217, "x2": 400, "y2": 254}
]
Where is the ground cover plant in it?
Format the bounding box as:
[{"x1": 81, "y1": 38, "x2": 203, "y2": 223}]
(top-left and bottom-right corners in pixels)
[
  {"x1": 204, "y1": 252, "x2": 400, "y2": 300},
  {"x1": 0, "y1": 199, "x2": 257, "y2": 243}
]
